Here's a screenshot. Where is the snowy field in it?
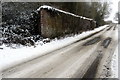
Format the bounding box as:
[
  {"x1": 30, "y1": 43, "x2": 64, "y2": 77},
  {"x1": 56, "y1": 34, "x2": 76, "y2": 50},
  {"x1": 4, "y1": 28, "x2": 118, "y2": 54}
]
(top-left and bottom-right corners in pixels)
[{"x1": 0, "y1": 25, "x2": 108, "y2": 72}]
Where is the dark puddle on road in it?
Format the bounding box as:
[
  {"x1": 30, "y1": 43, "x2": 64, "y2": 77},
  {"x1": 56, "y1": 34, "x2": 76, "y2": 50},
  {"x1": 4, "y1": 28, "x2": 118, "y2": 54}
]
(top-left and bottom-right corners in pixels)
[
  {"x1": 101, "y1": 37, "x2": 112, "y2": 48},
  {"x1": 83, "y1": 37, "x2": 101, "y2": 46},
  {"x1": 83, "y1": 37, "x2": 112, "y2": 48},
  {"x1": 106, "y1": 26, "x2": 113, "y2": 31},
  {"x1": 113, "y1": 26, "x2": 116, "y2": 30}
]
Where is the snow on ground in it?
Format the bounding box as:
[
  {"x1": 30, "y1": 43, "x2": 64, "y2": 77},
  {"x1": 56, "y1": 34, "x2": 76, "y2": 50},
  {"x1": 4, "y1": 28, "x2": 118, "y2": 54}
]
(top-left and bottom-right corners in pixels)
[
  {"x1": 0, "y1": 25, "x2": 108, "y2": 72},
  {"x1": 110, "y1": 25, "x2": 118, "y2": 78},
  {"x1": 110, "y1": 45, "x2": 118, "y2": 78}
]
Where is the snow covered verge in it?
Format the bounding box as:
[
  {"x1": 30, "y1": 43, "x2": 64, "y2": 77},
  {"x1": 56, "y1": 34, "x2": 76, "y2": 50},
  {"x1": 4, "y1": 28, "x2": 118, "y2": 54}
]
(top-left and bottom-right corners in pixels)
[
  {"x1": 110, "y1": 45, "x2": 118, "y2": 78},
  {"x1": 0, "y1": 25, "x2": 108, "y2": 72},
  {"x1": 110, "y1": 24, "x2": 118, "y2": 78}
]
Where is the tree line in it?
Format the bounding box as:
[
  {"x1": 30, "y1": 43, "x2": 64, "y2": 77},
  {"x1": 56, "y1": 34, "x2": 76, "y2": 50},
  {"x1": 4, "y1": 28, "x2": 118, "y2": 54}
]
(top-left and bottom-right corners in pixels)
[
  {"x1": 49, "y1": 2, "x2": 110, "y2": 27},
  {"x1": 2, "y1": 2, "x2": 110, "y2": 26}
]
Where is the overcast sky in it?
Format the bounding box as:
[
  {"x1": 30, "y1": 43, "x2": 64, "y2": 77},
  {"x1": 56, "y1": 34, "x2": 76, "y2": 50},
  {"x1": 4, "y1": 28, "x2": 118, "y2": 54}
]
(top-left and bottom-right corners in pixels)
[{"x1": 105, "y1": 0, "x2": 120, "y2": 23}]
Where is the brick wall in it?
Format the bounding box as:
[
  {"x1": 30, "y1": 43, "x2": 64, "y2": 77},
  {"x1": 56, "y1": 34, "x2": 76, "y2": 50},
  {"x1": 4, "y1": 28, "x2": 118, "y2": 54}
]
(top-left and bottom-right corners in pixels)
[{"x1": 38, "y1": 7, "x2": 96, "y2": 38}]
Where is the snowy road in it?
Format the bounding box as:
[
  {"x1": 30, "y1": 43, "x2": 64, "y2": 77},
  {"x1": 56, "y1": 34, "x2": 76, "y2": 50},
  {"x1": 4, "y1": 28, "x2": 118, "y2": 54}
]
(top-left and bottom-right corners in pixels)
[{"x1": 2, "y1": 24, "x2": 118, "y2": 78}]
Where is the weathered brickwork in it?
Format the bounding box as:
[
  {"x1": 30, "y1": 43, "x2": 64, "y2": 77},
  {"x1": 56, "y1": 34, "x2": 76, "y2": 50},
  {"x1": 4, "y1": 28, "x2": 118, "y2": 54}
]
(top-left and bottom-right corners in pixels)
[{"x1": 38, "y1": 7, "x2": 96, "y2": 38}]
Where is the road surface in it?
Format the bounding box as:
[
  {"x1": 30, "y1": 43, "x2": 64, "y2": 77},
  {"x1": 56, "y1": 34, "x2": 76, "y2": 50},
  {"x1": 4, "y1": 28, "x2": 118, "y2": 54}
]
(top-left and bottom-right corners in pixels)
[{"x1": 2, "y1": 24, "x2": 118, "y2": 78}]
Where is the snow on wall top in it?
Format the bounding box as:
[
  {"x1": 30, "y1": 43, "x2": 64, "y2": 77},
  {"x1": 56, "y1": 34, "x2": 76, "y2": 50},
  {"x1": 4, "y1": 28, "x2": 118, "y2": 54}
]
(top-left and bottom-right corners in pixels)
[{"x1": 37, "y1": 5, "x2": 95, "y2": 22}]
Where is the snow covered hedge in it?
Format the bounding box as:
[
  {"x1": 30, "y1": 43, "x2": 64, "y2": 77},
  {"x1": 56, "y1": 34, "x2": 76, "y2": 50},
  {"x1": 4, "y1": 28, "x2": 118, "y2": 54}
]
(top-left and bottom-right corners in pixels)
[
  {"x1": 1, "y1": 2, "x2": 43, "y2": 46},
  {"x1": 37, "y1": 5, "x2": 96, "y2": 38}
]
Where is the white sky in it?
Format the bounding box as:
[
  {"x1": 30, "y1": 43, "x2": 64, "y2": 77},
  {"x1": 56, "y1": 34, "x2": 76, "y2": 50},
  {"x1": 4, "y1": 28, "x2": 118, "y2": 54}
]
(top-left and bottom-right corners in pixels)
[{"x1": 105, "y1": 0, "x2": 120, "y2": 23}]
